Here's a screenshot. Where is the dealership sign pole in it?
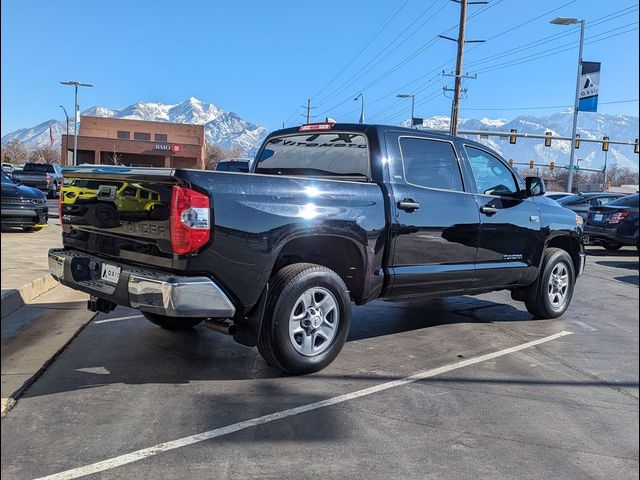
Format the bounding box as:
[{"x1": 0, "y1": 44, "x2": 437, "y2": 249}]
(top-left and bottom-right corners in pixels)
[{"x1": 567, "y1": 20, "x2": 586, "y2": 193}]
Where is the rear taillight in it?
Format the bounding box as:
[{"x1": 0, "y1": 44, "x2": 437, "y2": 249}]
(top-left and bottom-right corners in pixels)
[
  {"x1": 170, "y1": 186, "x2": 210, "y2": 254},
  {"x1": 608, "y1": 211, "x2": 630, "y2": 224}
]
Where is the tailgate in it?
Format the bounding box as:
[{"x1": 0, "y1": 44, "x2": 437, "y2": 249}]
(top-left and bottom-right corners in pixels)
[
  {"x1": 14, "y1": 173, "x2": 46, "y2": 182},
  {"x1": 60, "y1": 166, "x2": 209, "y2": 270}
]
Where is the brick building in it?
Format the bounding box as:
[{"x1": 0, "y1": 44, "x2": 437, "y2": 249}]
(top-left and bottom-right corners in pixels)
[{"x1": 60, "y1": 116, "x2": 205, "y2": 169}]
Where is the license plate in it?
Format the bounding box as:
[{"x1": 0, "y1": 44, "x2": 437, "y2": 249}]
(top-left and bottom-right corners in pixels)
[
  {"x1": 593, "y1": 214, "x2": 603, "y2": 222},
  {"x1": 101, "y1": 263, "x2": 121, "y2": 284}
]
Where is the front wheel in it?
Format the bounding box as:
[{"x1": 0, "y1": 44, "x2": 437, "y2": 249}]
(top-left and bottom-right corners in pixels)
[
  {"x1": 525, "y1": 248, "x2": 576, "y2": 319},
  {"x1": 258, "y1": 263, "x2": 351, "y2": 375},
  {"x1": 602, "y1": 242, "x2": 623, "y2": 251},
  {"x1": 142, "y1": 312, "x2": 203, "y2": 330}
]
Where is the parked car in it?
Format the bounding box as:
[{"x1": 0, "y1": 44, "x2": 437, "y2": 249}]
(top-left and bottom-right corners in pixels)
[
  {"x1": 584, "y1": 194, "x2": 639, "y2": 251},
  {"x1": 556, "y1": 192, "x2": 627, "y2": 220},
  {"x1": 49, "y1": 123, "x2": 585, "y2": 374},
  {"x1": 545, "y1": 191, "x2": 572, "y2": 201},
  {"x1": 216, "y1": 158, "x2": 252, "y2": 172},
  {"x1": 1, "y1": 170, "x2": 48, "y2": 231},
  {"x1": 2, "y1": 163, "x2": 15, "y2": 175},
  {"x1": 12, "y1": 162, "x2": 63, "y2": 198}
]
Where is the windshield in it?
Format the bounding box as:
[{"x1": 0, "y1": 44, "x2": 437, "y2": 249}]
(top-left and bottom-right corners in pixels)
[
  {"x1": 255, "y1": 132, "x2": 369, "y2": 179},
  {"x1": 23, "y1": 163, "x2": 55, "y2": 173},
  {"x1": 1, "y1": 171, "x2": 15, "y2": 184},
  {"x1": 608, "y1": 194, "x2": 639, "y2": 207},
  {"x1": 225, "y1": 161, "x2": 249, "y2": 172}
]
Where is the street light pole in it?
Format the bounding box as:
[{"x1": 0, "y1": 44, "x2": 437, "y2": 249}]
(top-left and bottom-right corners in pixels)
[
  {"x1": 397, "y1": 94, "x2": 416, "y2": 128},
  {"x1": 551, "y1": 17, "x2": 585, "y2": 193},
  {"x1": 60, "y1": 81, "x2": 93, "y2": 166},
  {"x1": 354, "y1": 93, "x2": 365, "y2": 124}
]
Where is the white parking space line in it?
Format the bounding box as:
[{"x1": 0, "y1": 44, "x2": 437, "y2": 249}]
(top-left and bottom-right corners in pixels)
[
  {"x1": 93, "y1": 315, "x2": 143, "y2": 325},
  {"x1": 36, "y1": 331, "x2": 573, "y2": 480},
  {"x1": 571, "y1": 320, "x2": 598, "y2": 332}
]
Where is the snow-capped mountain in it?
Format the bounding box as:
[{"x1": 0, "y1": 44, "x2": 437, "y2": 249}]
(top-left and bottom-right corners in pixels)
[
  {"x1": 2, "y1": 97, "x2": 268, "y2": 154},
  {"x1": 3, "y1": 100, "x2": 638, "y2": 171},
  {"x1": 415, "y1": 111, "x2": 639, "y2": 172}
]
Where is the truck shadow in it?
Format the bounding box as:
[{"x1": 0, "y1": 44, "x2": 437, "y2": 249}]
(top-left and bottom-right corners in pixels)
[
  {"x1": 586, "y1": 248, "x2": 638, "y2": 258},
  {"x1": 19, "y1": 295, "x2": 542, "y2": 400}
]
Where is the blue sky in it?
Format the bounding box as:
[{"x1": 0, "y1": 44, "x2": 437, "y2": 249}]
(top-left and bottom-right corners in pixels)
[{"x1": 1, "y1": 0, "x2": 638, "y2": 135}]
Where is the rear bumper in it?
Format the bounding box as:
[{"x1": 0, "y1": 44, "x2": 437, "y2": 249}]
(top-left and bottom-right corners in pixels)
[
  {"x1": 584, "y1": 225, "x2": 636, "y2": 246},
  {"x1": 48, "y1": 248, "x2": 236, "y2": 318}
]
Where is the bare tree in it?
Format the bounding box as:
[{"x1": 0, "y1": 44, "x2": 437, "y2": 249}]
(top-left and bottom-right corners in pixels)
[
  {"x1": 28, "y1": 145, "x2": 60, "y2": 164},
  {"x1": 105, "y1": 147, "x2": 123, "y2": 165},
  {"x1": 606, "y1": 165, "x2": 639, "y2": 187},
  {"x1": 204, "y1": 143, "x2": 243, "y2": 170},
  {"x1": 1, "y1": 139, "x2": 29, "y2": 164}
]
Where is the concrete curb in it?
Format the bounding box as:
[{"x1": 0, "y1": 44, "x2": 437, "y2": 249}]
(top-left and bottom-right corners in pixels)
[{"x1": 1, "y1": 274, "x2": 58, "y2": 320}]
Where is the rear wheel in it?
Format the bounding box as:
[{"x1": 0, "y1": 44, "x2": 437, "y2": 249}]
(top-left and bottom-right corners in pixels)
[
  {"x1": 142, "y1": 312, "x2": 203, "y2": 330},
  {"x1": 258, "y1": 263, "x2": 351, "y2": 375},
  {"x1": 525, "y1": 248, "x2": 575, "y2": 319},
  {"x1": 602, "y1": 242, "x2": 623, "y2": 251}
]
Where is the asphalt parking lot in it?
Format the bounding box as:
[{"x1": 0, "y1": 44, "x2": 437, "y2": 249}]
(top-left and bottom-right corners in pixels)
[{"x1": 1, "y1": 247, "x2": 638, "y2": 480}]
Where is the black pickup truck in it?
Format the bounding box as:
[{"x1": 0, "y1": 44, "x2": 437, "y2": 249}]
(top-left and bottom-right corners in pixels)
[{"x1": 49, "y1": 123, "x2": 585, "y2": 374}]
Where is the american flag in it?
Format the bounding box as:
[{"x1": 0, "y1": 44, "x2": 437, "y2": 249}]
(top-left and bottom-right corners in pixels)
[{"x1": 49, "y1": 126, "x2": 55, "y2": 146}]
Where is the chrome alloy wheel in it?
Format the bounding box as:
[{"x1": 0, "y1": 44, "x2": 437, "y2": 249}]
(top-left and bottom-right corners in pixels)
[
  {"x1": 288, "y1": 287, "x2": 339, "y2": 356},
  {"x1": 547, "y1": 263, "x2": 569, "y2": 310}
]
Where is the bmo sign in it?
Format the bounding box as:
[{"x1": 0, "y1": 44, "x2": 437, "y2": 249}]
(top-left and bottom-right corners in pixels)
[{"x1": 155, "y1": 144, "x2": 181, "y2": 153}]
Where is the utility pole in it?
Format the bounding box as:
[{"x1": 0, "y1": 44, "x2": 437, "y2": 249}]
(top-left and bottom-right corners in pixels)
[
  {"x1": 440, "y1": 0, "x2": 486, "y2": 136},
  {"x1": 450, "y1": 0, "x2": 467, "y2": 136},
  {"x1": 300, "y1": 98, "x2": 316, "y2": 125}
]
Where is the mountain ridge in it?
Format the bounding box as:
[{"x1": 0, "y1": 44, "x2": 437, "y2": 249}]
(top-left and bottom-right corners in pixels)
[
  {"x1": 2, "y1": 97, "x2": 268, "y2": 154},
  {"x1": 2, "y1": 98, "x2": 638, "y2": 171}
]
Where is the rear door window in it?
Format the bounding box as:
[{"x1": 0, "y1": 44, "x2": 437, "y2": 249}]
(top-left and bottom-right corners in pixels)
[
  {"x1": 399, "y1": 138, "x2": 463, "y2": 191},
  {"x1": 255, "y1": 132, "x2": 369, "y2": 179},
  {"x1": 609, "y1": 194, "x2": 639, "y2": 207}
]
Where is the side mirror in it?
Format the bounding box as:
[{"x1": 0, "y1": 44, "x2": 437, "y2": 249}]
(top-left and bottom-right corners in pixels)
[{"x1": 525, "y1": 176, "x2": 545, "y2": 197}]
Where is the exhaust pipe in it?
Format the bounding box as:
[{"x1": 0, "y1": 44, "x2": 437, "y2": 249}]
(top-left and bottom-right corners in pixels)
[{"x1": 204, "y1": 319, "x2": 237, "y2": 336}]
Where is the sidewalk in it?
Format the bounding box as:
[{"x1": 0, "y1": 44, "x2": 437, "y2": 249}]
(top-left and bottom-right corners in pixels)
[
  {"x1": 1, "y1": 218, "x2": 62, "y2": 318},
  {"x1": 1, "y1": 284, "x2": 94, "y2": 416},
  {"x1": 1, "y1": 214, "x2": 95, "y2": 416}
]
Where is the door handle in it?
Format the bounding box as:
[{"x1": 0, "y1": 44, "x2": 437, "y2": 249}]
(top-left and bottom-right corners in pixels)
[
  {"x1": 480, "y1": 205, "x2": 498, "y2": 216},
  {"x1": 397, "y1": 199, "x2": 420, "y2": 212}
]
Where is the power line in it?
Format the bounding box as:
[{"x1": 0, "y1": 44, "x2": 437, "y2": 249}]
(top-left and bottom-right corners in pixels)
[
  {"x1": 376, "y1": 6, "x2": 639, "y2": 125},
  {"x1": 464, "y1": 6, "x2": 639, "y2": 70},
  {"x1": 315, "y1": 0, "x2": 450, "y2": 108},
  {"x1": 316, "y1": 0, "x2": 505, "y2": 116},
  {"x1": 475, "y1": 23, "x2": 639, "y2": 74},
  {"x1": 311, "y1": 0, "x2": 409, "y2": 100}
]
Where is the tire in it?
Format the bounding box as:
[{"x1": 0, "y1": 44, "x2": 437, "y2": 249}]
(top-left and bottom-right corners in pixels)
[
  {"x1": 142, "y1": 312, "x2": 203, "y2": 330},
  {"x1": 525, "y1": 248, "x2": 575, "y2": 319},
  {"x1": 257, "y1": 263, "x2": 351, "y2": 375},
  {"x1": 22, "y1": 226, "x2": 43, "y2": 232},
  {"x1": 602, "y1": 242, "x2": 623, "y2": 251}
]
